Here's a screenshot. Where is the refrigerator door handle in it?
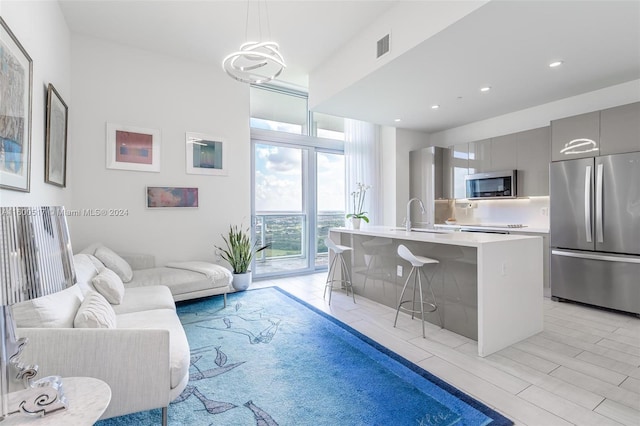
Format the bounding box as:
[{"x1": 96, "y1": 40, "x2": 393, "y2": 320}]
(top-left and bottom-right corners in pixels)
[
  {"x1": 595, "y1": 163, "x2": 604, "y2": 243},
  {"x1": 552, "y1": 249, "x2": 640, "y2": 264},
  {"x1": 584, "y1": 165, "x2": 592, "y2": 243}
]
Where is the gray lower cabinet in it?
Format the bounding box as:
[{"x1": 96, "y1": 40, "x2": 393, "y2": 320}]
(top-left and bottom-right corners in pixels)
[
  {"x1": 600, "y1": 102, "x2": 640, "y2": 155},
  {"x1": 551, "y1": 111, "x2": 600, "y2": 161},
  {"x1": 516, "y1": 127, "x2": 550, "y2": 196}
]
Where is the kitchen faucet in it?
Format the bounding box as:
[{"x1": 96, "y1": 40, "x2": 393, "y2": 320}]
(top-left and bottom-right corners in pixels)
[{"x1": 405, "y1": 197, "x2": 425, "y2": 232}]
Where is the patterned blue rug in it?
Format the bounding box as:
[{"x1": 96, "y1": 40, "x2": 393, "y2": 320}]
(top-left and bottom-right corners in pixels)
[{"x1": 97, "y1": 287, "x2": 512, "y2": 425}]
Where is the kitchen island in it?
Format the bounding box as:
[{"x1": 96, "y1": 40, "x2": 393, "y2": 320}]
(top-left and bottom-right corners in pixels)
[{"x1": 328, "y1": 226, "x2": 543, "y2": 357}]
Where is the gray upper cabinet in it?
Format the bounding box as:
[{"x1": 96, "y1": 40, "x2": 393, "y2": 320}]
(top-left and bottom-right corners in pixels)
[
  {"x1": 551, "y1": 111, "x2": 600, "y2": 161},
  {"x1": 516, "y1": 127, "x2": 550, "y2": 196},
  {"x1": 468, "y1": 139, "x2": 491, "y2": 174},
  {"x1": 490, "y1": 134, "x2": 517, "y2": 171},
  {"x1": 443, "y1": 143, "x2": 469, "y2": 199},
  {"x1": 600, "y1": 102, "x2": 640, "y2": 156}
]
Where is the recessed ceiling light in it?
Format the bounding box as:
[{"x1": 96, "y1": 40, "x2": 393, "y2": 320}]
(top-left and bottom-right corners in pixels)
[
  {"x1": 549, "y1": 60, "x2": 564, "y2": 68},
  {"x1": 480, "y1": 86, "x2": 491, "y2": 92},
  {"x1": 394, "y1": 118, "x2": 402, "y2": 122},
  {"x1": 431, "y1": 105, "x2": 440, "y2": 109}
]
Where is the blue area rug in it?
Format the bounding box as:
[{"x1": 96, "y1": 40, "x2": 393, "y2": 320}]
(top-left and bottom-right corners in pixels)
[{"x1": 97, "y1": 287, "x2": 512, "y2": 425}]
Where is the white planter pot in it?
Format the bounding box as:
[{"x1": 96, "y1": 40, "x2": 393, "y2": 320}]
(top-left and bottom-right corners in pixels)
[
  {"x1": 351, "y1": 217, "x2": 362, "y2": 230},
  {"x1": 232, "y1": 271, "x2": 252, "y2": 291}
]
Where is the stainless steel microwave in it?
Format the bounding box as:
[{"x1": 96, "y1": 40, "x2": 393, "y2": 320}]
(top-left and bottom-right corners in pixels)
[{"x1": 465, "y1": 170, "x2": 517, "y2": 199}]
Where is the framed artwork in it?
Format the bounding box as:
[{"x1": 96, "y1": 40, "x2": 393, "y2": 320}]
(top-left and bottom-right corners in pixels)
[
  {"x1": 146, "y1": 186, "x2": 199, "y2": 208},
  {"x1": 186, "y1": 132, "x2": 227, "y2": 176},
  {"x1": 45, "y1": 84, "x2": 69, "y2": 187},
  {"x1": 106, "y1": 123, "x2": 160, "y2": 172},
  {"x1": 0, "y1": 17, "x2": 33, "y2": 192}
]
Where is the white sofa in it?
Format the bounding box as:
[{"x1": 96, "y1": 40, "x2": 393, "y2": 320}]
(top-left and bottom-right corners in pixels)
[
  {"x1": 79, "y1": 243, "x2": 232, "y2": 303},
  {"x1": 11, "y1": 249, "x2": 229, "y2": 424}
]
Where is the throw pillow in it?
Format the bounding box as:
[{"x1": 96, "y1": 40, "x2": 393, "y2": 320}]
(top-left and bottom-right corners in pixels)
[
  {"x1": 94, "y1": 246, "x2": 133, "y2": 283},
  {"x1": 92, "y1": 267, "x2": 125, "y2": 304},
  {"x1": 74, "y1": 291, "x2": 117, "y2": 329}
]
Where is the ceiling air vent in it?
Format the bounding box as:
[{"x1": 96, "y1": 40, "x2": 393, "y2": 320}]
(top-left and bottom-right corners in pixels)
[{"x1": 377, "y1": 34, "x2": 390, "y2": 59}]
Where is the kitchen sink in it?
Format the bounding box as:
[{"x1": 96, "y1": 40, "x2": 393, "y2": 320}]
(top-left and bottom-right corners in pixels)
[{"x1": 389, "y1": 227, "x2": 453, "y2": 234}]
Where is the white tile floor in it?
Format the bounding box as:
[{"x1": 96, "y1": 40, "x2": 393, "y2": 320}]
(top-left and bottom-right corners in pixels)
[{"x1": 251, "y1": 273, "x2": 640, "y2": 426}]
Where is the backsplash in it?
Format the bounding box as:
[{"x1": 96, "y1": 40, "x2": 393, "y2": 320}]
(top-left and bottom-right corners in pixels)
[{"x1": 435, "y1": 196, "x2": 550, "y2": 230}]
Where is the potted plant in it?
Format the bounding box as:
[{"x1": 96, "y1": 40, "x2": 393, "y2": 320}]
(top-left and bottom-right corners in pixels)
[
  {"x1": 346, "y1": 182, "x2": 371, "y2": 230},
  {"x1": 215, "y1": 224, "x2": 269, "y2": 291}
]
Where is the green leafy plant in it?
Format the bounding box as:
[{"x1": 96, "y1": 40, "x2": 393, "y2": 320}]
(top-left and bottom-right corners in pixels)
[
  {"x1": 346, "y1": 182, "x2": 371, "y2": 223},
  {"x1": 215, "y1": 225, "x2": 269, "y2": 274}
]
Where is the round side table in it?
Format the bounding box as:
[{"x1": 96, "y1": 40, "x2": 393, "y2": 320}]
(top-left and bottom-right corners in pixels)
[{"x1": 3, "y1": 377, "x2": 111, "y2": 425}]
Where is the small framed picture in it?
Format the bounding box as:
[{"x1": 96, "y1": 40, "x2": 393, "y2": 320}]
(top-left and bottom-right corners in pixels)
[
  {"x1": 146, "y1": 186, "x2": 198, "y2": 208},
  {"x1": 0, "y1": 17, "x2": 33, "y2": 192},
  {"x1": 45, "y1": 84, "x2": 68, "y2": 187},
  {"x1": 186, "y1": 132, "x2": 227, "y2": 176},
  {"x1": 106, "y1": 123, "x2": 160, "y2": 172}
]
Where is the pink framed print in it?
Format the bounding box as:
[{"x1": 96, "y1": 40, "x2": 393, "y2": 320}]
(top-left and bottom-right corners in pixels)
[
  {"x1": 146, "y1": 186, "x2": 198, "y2": 208},
  {"x1": 106, "y1": 123, "x2": 160, "y2": 172}
]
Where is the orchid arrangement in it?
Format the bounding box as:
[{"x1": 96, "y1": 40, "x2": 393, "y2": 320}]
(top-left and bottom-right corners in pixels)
[{"x1": 346, "y1": 182, "x2": 371, "y2": 223}]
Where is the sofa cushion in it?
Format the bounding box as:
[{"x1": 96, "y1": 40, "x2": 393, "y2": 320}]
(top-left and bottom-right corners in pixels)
[
  {"x1": 112, "y1": 286, "x2": 176, "y2": 315},
  {"x1": 73, "y1": 254, "x2": 100, "y2": 296},
  {"x1": 12, "y1": 285, "x2": 83, "y2": 328},
  {"x1": 92, "y1": 268, "x2": 125, "y2": 304},
  {"x1": 74, "y1": 290, "x2": 117, "y2": 328},
  {"x1": 95, "y1": 246, "x2": 133, "y2": 283},
  {"x1": 116, "y1": 309, "x2": 190, "y2": 389},
  {"x1": 128, "y1": 266, "x2": 229, "y2": 296}
]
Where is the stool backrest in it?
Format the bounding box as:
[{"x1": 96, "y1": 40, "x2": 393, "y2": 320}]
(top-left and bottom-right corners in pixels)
[
  {"x1": 397, "y1": 244, "x2": 421, "y2": 266},
  {"x1": 324, "y1": 238, "x2": 338, "y2": 252}
]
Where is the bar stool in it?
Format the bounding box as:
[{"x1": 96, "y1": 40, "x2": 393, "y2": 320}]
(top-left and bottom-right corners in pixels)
[
  {"x1": 394, "y1": 244, "x2": 442, "y2": 338},
  {"x1": 324, "y1": 238, "x2": 356, "y2": 305}
]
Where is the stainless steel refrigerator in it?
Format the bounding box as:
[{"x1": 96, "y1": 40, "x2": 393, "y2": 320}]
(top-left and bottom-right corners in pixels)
[{"x1": 550, "y1": 151, "x2": 640, "y2": 314}]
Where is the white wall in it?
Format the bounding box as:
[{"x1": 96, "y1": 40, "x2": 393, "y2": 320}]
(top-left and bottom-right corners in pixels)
[
  {"x1": 430, "y1": 79, "x2": 640, "y2": 147},
  {"x1": 68, "y1": 36, "x2": 250, "y2": 265},
  {"x1": 379, "y1": 127, "x2": 430, "y2": 227},
  {"x1": 380, "y1": 126, "x2": 396, "y2": 226},
  {"x1": 0, "y1": 0, "x2": 71, "y2": 207},
  {"x1": 394, "y1": 128, "x2": 430, "y2": 225}
]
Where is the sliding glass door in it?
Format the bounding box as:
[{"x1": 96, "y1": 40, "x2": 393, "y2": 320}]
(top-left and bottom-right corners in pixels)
[
  {"x1": 315, "y1": 151, "x2": 345, "y2": 268},
  {"x1": 252, "y1": 134, "x2": 344, "y2": 278}
]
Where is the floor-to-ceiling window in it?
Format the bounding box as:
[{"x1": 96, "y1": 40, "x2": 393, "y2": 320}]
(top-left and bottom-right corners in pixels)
[{"x1": 251, "y1": 85, "x2": 345, "y2": 278}]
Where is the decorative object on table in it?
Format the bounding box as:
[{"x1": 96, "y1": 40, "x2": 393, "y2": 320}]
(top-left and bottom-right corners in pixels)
[
  {"x1": 95, "y1": 288, "x2": 513, "y2": 426},
  {"x1": 185, "y1": 132, "x2": 227, "y2": 176},
  {"x1": 106, "y1": 123, "x2": 160, "y2": 172},
  {"x1": 0, "y1": 206, "x2": 75, "y2": 420},
  {"x1": 214, "y1": 225, "x2": 269, "y2": 291},
  {"x1": 222, "y1": 0, "x2": 286, "y2": 84},
  {"x1": 146, "y1": 186, "x2": 198, "y2": 208},
  {"x1": 45, "y1": 84, "x2": 68, "y2": 187},
  {"x1": 0, "y1": 18, "x2": 33, "y2": 192},
  {"x1": 346, "y1": 182, "x2": 371, "y2": 230}
]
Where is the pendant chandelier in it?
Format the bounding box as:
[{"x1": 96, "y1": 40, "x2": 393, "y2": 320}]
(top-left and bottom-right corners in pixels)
[{"x1": 222, "y1": 0, "x2": 286, "y2": 84}]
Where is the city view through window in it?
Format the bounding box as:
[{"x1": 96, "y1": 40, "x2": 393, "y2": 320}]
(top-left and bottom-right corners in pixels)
[{"x1": 254, "y1": 144, "x2": 345, "y2": 275}]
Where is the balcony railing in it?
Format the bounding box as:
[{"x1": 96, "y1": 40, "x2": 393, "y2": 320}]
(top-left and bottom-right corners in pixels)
[{"x1": 254, "y1": 212, "x2": 345, "y2": 275}]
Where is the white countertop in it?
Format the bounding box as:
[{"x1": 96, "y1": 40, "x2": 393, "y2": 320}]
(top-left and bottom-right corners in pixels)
[
  {"x1": 331, "y1": 226, "x2": 540, "y2": 248},
  {"x1": 435, "y1": 224, "x2": 549, "y2": 234}
]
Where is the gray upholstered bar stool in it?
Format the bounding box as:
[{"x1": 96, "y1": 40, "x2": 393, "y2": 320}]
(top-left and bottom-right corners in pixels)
[
  {"x1": 324, "y1": 238, "x2": 356, "y2": 305},
  {"x1": 394, "y1": 244, "x2": 442, "y2": 338}
]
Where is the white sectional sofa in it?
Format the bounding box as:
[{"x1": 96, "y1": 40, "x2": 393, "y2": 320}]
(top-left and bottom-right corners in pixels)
[
  {"x1": 11, "y1": 248, "x2": 231, "y2": 424},
  {"x1": 79, "y1": 243, "x2": 232, "y2": 303}
]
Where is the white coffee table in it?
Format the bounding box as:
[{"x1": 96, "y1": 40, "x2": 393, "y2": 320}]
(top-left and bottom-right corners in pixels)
[{"x1": 3, "y1": 377, "x2": 111, "y2": 425}]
